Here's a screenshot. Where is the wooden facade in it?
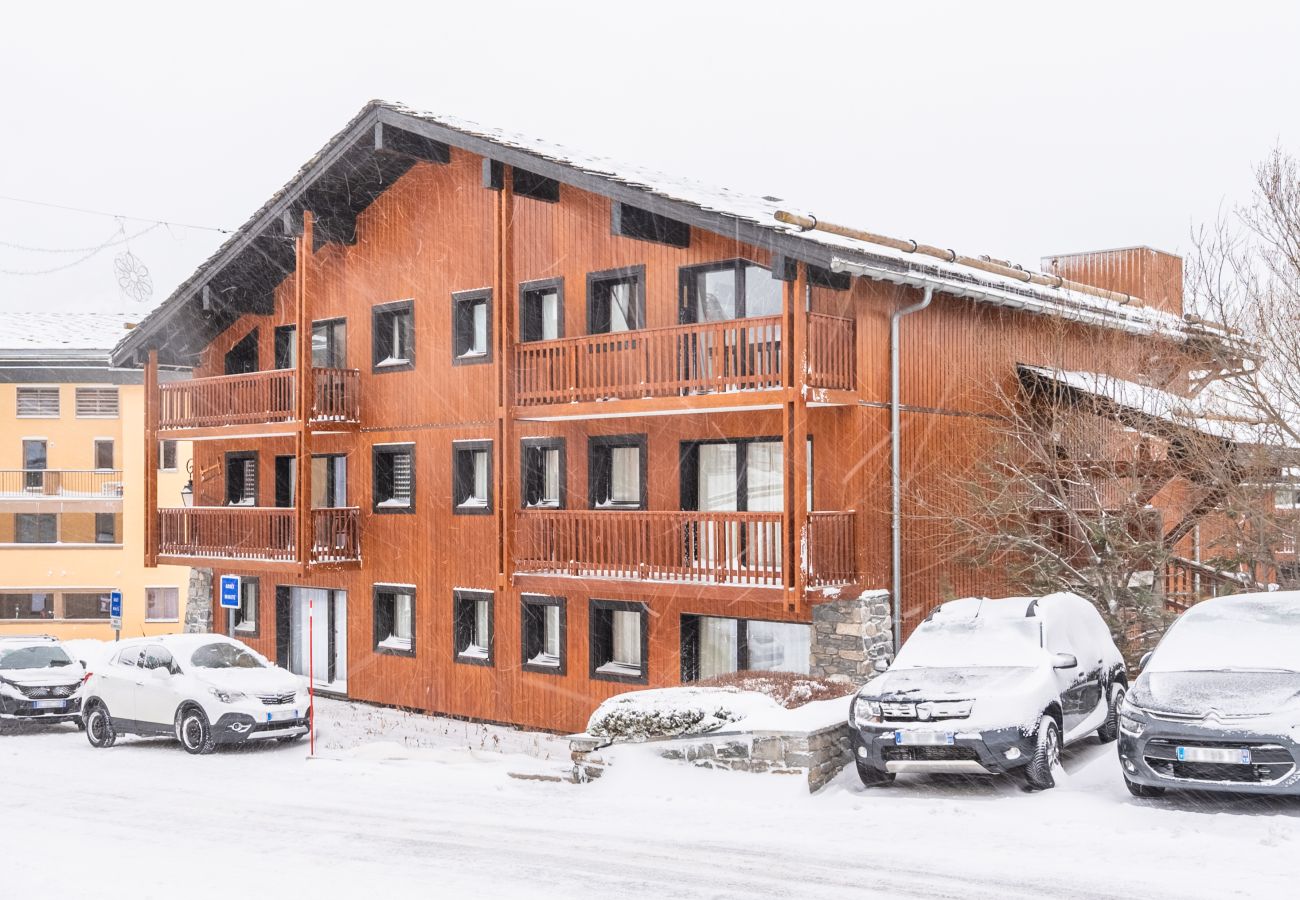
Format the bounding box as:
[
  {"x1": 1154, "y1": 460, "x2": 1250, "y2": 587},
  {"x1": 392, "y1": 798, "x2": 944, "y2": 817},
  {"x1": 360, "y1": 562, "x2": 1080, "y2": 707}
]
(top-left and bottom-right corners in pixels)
[{"x1": 120, "y1": 104, "x2": 1225, "y2": 733}]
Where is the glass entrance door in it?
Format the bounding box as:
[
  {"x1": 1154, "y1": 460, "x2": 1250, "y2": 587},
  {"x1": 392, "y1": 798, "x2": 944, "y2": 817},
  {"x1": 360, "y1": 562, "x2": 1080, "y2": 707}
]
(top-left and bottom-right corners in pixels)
[{"x1": 289, "y1": 587, "x2": 347, "y2": 692}]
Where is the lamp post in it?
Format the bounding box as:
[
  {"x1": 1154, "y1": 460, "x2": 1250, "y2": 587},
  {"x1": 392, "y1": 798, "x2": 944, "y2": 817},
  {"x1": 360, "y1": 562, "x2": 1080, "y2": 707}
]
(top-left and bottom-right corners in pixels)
[{"x1": 180, "y1": 459, "x2": 194, "y2": 508}]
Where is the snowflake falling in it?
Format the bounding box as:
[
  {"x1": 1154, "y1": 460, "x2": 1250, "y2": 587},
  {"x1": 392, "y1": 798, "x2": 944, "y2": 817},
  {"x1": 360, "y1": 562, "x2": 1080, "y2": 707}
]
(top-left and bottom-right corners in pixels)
[{"x1": 114, "y1": 249, "x2": 153, "y2": 302}]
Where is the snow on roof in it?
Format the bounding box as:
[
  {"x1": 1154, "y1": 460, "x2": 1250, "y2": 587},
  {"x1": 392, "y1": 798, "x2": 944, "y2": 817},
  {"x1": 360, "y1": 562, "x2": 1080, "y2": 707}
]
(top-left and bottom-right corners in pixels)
[{"x1": 1, "y1": 312, "x2": 138, "y2": 353}]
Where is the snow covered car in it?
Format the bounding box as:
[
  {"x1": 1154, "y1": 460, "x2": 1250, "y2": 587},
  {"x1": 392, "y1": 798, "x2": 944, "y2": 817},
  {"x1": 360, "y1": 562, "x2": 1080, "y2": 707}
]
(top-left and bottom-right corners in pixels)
[
  {"x1": 1119, "y1": 591, "x2": 1300, "y2": 798},
  {"x1": 849, "y1": 592, "x2": 1126, "y2": 790},
  {"x1": 81, "y1": 634, "x2": 310, "y2": 754},
  {"x1": 0, "y1": 635, "x2": 84, "y2": 729}
]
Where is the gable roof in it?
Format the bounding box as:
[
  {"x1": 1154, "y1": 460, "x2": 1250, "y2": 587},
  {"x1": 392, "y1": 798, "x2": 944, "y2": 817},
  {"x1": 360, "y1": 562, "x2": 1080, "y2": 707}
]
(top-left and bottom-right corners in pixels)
[{"x1": 111, "y1": 100, "x2": 1215, "y2": 368}]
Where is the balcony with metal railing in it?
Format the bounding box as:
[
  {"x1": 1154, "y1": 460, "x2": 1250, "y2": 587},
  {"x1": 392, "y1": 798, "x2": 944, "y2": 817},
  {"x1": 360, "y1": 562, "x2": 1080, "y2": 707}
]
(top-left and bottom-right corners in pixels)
[{"x1": 0, "y1": 470, "x2": 124, "y2": 511}]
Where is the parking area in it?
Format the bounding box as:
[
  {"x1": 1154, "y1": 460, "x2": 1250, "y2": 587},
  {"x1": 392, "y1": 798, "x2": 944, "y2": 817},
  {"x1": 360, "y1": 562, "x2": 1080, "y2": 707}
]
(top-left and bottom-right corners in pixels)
[{"x1": 3, "y1": 697, "x2": 1298, "y2": 899}]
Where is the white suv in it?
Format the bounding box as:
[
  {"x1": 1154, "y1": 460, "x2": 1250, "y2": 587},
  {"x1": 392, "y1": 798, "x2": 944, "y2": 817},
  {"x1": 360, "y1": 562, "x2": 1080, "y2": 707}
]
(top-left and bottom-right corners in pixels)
[{"x1": 82, "y1": 634, "x2": 310, "y2": 754}]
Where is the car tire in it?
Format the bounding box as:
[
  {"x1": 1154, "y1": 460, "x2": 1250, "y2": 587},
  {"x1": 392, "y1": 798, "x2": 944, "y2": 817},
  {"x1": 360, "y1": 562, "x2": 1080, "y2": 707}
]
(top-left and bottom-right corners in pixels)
[
  {"x1": 1096, "y1": 683, "x2": 1125, "y2": 744},
  {"x1": 1024, "y1": 716, "x2": 1062, "y2": 791},
  {"x1": 855, "y1": 759, "x2": 896, "y2": 787},
  {"x1": 176, "y1": 707, "x2": 217, "y2": 755},
  {"x1": 1124, "y1": 776, "x2": 1166, "y2": 799},
  {"x1": 85, "y1": 704, "x2": 116, "y2": 749}
]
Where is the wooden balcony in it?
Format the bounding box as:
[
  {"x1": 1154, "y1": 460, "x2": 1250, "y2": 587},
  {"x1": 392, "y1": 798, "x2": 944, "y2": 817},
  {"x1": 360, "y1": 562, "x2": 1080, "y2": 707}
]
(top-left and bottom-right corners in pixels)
[
  {"x1": 1162, "y1": 556, "x2": 1255, "y2": 612},
  {"x1": 513, "y1": 314, "x2": 855, "y2": 417},
  {"x1": 157, "y1": 506, "x2": 361, "y2": 567},
  {"x1": 514, "y1": 509, "x2": 855, "y2": 588},
  {"x1": 157, "y1": 367, "x2": 360, "y2": 436}
]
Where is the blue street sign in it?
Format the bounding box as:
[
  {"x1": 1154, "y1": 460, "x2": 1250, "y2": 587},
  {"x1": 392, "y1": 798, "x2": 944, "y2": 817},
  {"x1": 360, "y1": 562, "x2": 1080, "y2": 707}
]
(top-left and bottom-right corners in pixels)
[
  {"x1": 109, "y1": 591, "x2": 122, "y2": 619},
  {"x1": 219, "y1": 575, "x2": 242, "y2": 609}
]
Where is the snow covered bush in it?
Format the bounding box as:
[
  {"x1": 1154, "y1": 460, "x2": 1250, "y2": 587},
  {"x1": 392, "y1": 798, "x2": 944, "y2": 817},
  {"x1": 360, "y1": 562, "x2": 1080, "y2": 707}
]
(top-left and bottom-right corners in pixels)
[
  {"x1": 586, "y1": 687, "x2": 779, "y2": 741},
  {"x1": 695, "y1": 671, "x2": 856, "y2": 709}
]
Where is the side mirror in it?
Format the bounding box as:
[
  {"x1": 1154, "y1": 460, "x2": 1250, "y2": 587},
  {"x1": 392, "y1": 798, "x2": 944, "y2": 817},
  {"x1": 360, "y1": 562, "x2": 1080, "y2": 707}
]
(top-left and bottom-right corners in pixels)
[
  {"x1": 1139, "y1": 651, "x2": 1153, "y2": 671},
  {"x1": 872, "y1": 658, "x2": 890, "y2": 674},
  {"x1": 1051, "y1": 653, "x2": 1078, "y2": 670}
]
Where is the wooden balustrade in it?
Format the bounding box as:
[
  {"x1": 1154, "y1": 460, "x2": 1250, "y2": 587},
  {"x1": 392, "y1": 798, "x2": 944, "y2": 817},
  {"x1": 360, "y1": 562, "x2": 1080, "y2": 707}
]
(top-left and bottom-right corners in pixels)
[
  {"x1": 807, "y1": 314, "x2": 856, "y2": 391},
  {"x1": 158, "y1": 367, "x2": 359, "y2": 430},
  {"x1": 806, "y1": 511, "x2": 856, "y2": 587},
  {"x1": 1162, "y1": 556, "x2": 1255, "y2": 612},
  {"x1": 157, "y1": 506, "x2": 360, "y2": 565},
  {"x1": 0, "y1": 469, "x2": 123, "y2": 499},
  {"x1": 515, "y1": 509, "x2": 856, "y2": 587}
]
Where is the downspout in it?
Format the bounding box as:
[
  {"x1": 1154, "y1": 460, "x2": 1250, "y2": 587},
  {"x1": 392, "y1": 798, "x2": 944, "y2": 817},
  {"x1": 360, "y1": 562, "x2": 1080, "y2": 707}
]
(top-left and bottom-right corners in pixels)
[{"x1": 890, "y1": 285, "x2": 934, "y2": 653}]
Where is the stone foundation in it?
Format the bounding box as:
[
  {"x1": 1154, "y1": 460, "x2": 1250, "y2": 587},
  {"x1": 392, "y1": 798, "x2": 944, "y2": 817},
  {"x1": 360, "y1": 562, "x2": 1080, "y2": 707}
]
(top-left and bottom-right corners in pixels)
[
  {"x1": 184, "y1": 568, "x2": 214, "y2": 634},
  {"x1": 810, "y1": 589, "x2": 893, "y2": 681}
]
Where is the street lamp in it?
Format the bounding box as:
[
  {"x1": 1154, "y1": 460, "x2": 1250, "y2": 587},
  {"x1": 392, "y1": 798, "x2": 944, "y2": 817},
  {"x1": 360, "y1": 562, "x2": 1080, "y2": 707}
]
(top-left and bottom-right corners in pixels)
[{"x1": 180, "y1": 459, "x2": 194, "y2": 507}]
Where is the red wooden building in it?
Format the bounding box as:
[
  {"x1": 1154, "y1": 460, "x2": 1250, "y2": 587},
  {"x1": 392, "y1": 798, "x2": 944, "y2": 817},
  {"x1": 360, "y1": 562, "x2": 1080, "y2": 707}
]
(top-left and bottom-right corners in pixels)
[{"x1": 113, "y1": 101, "x2": 1237, "y2": 732}]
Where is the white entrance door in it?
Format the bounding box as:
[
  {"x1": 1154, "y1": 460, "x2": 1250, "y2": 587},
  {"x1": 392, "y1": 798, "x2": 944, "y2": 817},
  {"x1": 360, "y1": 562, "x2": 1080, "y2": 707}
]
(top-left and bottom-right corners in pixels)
[{"x1": 290, "y1": 587, "x2": 347, "y2": 693}]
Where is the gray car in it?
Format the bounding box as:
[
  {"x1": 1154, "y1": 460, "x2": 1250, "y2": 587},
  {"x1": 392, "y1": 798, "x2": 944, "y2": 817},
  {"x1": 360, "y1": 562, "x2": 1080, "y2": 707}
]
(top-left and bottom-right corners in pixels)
[{"x1": 1119, "y1": 591, "x2": 1300, "y2": 798}]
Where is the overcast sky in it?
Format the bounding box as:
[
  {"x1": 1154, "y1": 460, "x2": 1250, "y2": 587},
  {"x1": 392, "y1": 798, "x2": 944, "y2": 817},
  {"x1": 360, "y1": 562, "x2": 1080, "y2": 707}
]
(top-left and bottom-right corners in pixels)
[{"x1": 3, "y1": 0, "x2": 1299, "y2": 316}]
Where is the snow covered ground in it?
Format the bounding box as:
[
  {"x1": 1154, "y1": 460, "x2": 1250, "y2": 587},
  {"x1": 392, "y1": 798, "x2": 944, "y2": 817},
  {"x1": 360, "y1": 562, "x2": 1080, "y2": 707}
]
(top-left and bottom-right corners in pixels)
[{"x1": 3, "y1": 697, "x2": 1297, "y2": 899}]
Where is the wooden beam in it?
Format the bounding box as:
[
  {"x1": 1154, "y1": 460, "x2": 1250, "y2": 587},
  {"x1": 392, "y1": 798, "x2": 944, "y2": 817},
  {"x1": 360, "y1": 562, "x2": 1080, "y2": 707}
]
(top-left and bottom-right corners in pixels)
[
  {"x1": 494, "y1": 169, "x2": 515, "y2": 591},
  {"x1": 791, "y1": 268, "x2": 810, "y2": 614},
  {"x1": 294, "y1": 212, "x2": 314, "y2": 575},
  {"x1": 144, "y1": 350, "x2": 160, "y2": 568}
]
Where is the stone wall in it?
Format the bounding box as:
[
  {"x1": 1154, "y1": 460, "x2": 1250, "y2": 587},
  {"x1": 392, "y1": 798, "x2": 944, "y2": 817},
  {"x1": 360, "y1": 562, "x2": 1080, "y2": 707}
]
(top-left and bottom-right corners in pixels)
[
  {"x1": 810, "y1": 589, "x2": 893, "y2": 680},
  {"x1": 183, "y1": 568, "x2": 213, "y2": 634},
  {"x1": 572, "y1": 723, "x2": 853, "y2": 793}
]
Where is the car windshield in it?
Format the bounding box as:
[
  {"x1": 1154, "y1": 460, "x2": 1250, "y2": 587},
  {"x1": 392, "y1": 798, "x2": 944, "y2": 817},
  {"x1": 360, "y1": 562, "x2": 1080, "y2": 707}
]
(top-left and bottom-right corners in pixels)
[
  {"x1": 893, "y1": 616, "x2": 1044, "y2": 669},
  {"x1": 1148, "y1": 600, "x2": 1300, "y2": 674},
  {"x1": 0, "y1": 645, "x2": 75, "y2": 670},
  {"x1": 189, "y1": 642, "x2": 267, "y2": 670}
]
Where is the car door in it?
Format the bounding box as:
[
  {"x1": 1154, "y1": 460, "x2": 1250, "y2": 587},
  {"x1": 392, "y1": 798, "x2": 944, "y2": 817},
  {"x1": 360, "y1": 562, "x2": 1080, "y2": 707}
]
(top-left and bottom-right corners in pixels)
[
  {"x1": 96, "y1": 645, "x2": 141, "y2": 723},
  {"x1": 135, "y1": 644, "x2": 182, "y2": 729},
  {"x1": 1041, "y1": 610, "x2": 1088, "y2": 734}
]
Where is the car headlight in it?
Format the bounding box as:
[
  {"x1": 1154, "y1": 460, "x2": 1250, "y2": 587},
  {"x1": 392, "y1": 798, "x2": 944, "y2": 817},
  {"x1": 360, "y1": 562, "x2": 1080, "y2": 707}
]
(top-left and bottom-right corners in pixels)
[
  {"x1": 1119, "y1": 713, "x2": 1145, "y2": 736},
  {"x1": 851, "y1": 697, "x2": 883, "y2": 727},
  {"x1": 209, "y1": 687, "x2": 247, "y2": 704}
]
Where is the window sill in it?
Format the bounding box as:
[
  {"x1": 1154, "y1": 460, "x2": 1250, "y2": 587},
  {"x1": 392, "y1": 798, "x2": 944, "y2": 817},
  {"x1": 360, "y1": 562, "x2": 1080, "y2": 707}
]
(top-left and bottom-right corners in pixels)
[
  {"x1": 592, "y1": 660, "x2": 647, "y2": 684},
  {"x1": 377, "y1": 636, "x2": 415, "y2": 656},
  {"x1": 374, "y1": 499, "x2": 414, "y2": 513},
  {"x1": 454, "y1": 500, "x2": 493, "y2": 516},
  {"x1": 523, "y1": 653, "x2": 565, "y2": 676},
  {"x1": 144, "y1": 618, "x2": 179, "y2": 624},
  {"x1": 455, "y1": 646, "x2": 493, "y2": 667}
]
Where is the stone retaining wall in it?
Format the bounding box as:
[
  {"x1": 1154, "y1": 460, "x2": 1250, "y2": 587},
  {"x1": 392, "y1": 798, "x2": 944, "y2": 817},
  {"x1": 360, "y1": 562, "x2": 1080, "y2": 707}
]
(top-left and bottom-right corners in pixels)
[
  {"x1": 184, "y1": 568, "x2": 213, "y2": 634},
  {"x1": 810, "y1": 589, "x2": 892, "y2": 680}
]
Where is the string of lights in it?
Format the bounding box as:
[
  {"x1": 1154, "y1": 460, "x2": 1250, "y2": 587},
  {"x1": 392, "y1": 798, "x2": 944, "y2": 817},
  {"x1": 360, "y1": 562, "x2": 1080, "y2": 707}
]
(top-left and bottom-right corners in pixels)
[
  {"x1": 0, "y1": 193, "x2": 233, "y2": 234},
  {"x1": 0, "y1": 221, "x2": 162, "y2": 254}
]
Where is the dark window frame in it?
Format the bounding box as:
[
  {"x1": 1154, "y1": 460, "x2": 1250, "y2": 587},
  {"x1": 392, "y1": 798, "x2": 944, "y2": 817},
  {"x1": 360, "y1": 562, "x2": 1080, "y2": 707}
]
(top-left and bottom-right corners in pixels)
[
  {"x1": 311, "y1": 317, "x2": 348, "y2": 368},
  {"x1": 680, "y1": 613, "x2": 812, "y2": 683},
  {"x1": 273, "y1": 324, "x2": 296, "y2": 370},
  {"x1": 451, "y1": 288, "x2": 493, "y2": 365},
  {"x1": 274, "y1": 455, "x2": 295, "y2": 508},
  {"x1": 223, "y1": 328, "x2": 260, "y2": 375},
  {"x1": 227, "y1": 576, "x2": 261, "y2": 639},
  {"x1": 93, "y1": 438, "x2": 114, "y2": 471},
  {"x1": 373, "y1": 583, "x2": 417, "y2": 658},
  {"x1": 678, "y1": 435, "x2": 782, "y2": 512},
  {"x1": 520, "y1": 593, "x2": 567, "y2": 676},
  {"x1": 512, "y1": 168, "x2": 561, "y2": 203},
  {"x1": 520, "y1": 437, "x2": 566, "y2": 509},
  {"x1": 371, "y1": 299, "x2": 415, "y2": 373},
  {"x1": 452, "y1": 440, "x2": 494, "y2": 515},
  {"x1": 452, "y1": 589, "x2": 494, "y2": 667},
  {"x1": 678, "y1": 259, "x2": 781, "y2": 324},
  {"x1": 586, "y1": 265, "x2": 646, "y2": 334},
  {"x1": 15, "y1": 513, "x2": 57, "y2": 544},
  {"x1": 519, "y1": 277, "x2": 565, "y2": 343},
  {"x1": 588, "y1": 434, "x2": 648, "y2": 510},
  {"x1": 589, "y1": 599, "x2": 649, "y2": 684},
  {"x1": 612, "y1": 203, "x2": 690, "y2": 248},
  {"x1": 224, "y1": 451, "x2": 258, "y2": 506},
  {"x1": 371, "y1": 443, "x2": 416, "y2": 514},
  {"x1": 94, "y1": 512, "x2": 118, "y2": 544},
  {"x1": 158, "y1": 440, "x2": 178, "y2": 472},
  {"x1": 310, "y1": 453, "x2": 348, "y2": 509}
]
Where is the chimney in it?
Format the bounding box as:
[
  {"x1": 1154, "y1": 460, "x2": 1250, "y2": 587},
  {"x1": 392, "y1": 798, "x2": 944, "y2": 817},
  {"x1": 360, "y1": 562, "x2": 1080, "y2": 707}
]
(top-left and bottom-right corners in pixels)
[{"x1": 1040, "y1": 247, "x2": 1183, "y2": 315}]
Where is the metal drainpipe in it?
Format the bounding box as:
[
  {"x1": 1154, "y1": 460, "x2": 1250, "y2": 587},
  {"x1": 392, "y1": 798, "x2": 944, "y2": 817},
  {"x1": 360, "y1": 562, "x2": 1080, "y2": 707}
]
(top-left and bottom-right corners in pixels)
[{"x1": 890, "y1": 285, "x2": 934, "y2": 654}]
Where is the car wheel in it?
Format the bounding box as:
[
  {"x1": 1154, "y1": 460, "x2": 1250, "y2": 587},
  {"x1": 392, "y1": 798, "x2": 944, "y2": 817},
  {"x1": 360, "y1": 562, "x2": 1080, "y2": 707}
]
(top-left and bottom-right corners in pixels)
[
  {"x1": 1124, "y1": 776, "x2": 1166, "y2": 799},
  {"x1": 85, "y1": 704, "x2": 116, "y2": 749},
  {"x1": 855, "y1": 759, "x2": 895, "y2": 787},
  {"x1": 1024, "y1": 716, "x2": 1061, "y2": 791},
  {"x1": 1096, "y1": 684, "x2": 1125, "y2": 744},
  {"x1": 176, "y1": 707, "x2": 217, "y2": 755}
]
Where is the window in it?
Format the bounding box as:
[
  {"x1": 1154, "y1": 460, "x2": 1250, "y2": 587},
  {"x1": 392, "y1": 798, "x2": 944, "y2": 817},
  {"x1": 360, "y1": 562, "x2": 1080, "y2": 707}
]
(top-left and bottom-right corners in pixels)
[
  {"x1": 590, "y1": 600, "x2": 648, "y2": 683},
  {"x1": 374, "y1": 585, "x2": 416, "y2": 656},
  {"x1": 225, "y1": 452, "x2": 257, "y2": 506},
  {"x1": 373, "y1": 444, "x2": 415, "y2": 512},
  {"x1": 680, "y1": 615, "x2": 812, "y2": 681},
  {"x1": 587, "y1": 266, "x2": 644, "y2": 333},
  {"x1": 310, "y1": 454, "x2": 347, "y2": 508},
  {"x1": 453, "y1": 589, "x2": 493, "y2": 665},
  {"x1": 228, "y1": 578, "x2": 259, "y2": 636},
  {"x1": 679, "y1": 260, "x2": 783, "y2": 323},
  {"x1": 146, "y1": 587, "x2": 180, "y2": 622},
  {"x1": 519, "y1": 278, "x2": 563, "y2": 342},
  {"x1": 612, "y1": 203, "x2": 690, "y2": 248},
  {"x1": 274, "y1": 325, "x2": 297, "y2": 370},
  {"x1": 63, "y1": 592, "x2": 111, "y2": 620},
  {"x1": 311, "y1": 318, "x2": 347, "y2": 368},
  {"x1": 372, "y1": 300, "x2": 414, "y2": 372},
  {"x1": 512, "y1": 168, "x2": 560, "y2": 202},
  {"x1": 94, "y1": 438, "x2": 114, "y2": 470},
  {"x1": 452, "y1": 289, "x2": 492, "y2": 363},
  {"x1": 1276, "y1": 486, "x2": 1300, "y2": 509},
  {"x1": 0, "y1": 592, "x2": 53, "y2": 620},
  {"x1": 521, "y1": 438, "x2": 564, "y2": 508},
  {"x1": 521, "y1": 594, "x2": 566, "y2": 674},
  {"x1": 589, "y1": 435, "x2": 646, "y2": 509},
  {"x1": 140, "y1": 645, "x2": 178, "y2": 673},
  {"x1": 22, "y1": 439, "x2": 46, "y2": 491},
  {"x1": 159, "y1": 440, "x2": 178, "y2": 471},
  {"x1": 274, "y1": 456, "x2": 295, "y2": 508},
  {"x1": 681, "y1": 438, "x2": 784, "y2": 571},
  {"x1": 94, "y1": 513, "x2": 118, "y2": 544},
  {"x1": 224, "y1": 329, "x2": 259, "y2": 375},
  {"x1": 75, "y1": 387, "x2": 119, "y2": 418},
  {"x1": 16, "y1": 387, "x2": 59, "y2": 418},
  {"x1": 453, "y1": 441, "x2": 493, "y2": 514},
  {"x1": 15, "y1": 513, "x2": 57, "y2": 544}
]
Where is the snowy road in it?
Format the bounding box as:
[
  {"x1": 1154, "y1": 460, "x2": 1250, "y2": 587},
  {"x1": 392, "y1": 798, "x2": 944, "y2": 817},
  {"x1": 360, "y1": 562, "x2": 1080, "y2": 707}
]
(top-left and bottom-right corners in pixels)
[{"x1": 3, "y1": 699, "x2": 1297, "y2": 899}]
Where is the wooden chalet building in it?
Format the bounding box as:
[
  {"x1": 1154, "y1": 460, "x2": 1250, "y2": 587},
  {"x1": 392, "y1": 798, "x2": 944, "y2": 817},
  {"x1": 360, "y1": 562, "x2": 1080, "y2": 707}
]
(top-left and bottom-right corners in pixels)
[{"x1": 113, "y1": 101, "x2": 1243, "y2": 732}]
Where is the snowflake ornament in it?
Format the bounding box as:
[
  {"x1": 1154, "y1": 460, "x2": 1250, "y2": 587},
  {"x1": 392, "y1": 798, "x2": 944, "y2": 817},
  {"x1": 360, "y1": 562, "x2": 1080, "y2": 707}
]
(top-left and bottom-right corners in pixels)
[{"x1": 114, "y1": 250, "x2": 153, "y2": 302}]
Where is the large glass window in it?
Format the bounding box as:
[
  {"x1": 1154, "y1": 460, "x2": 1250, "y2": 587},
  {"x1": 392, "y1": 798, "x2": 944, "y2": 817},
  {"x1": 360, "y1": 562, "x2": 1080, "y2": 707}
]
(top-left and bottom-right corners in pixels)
[
  {"x1": 0, "y1": 592, "x2": 53, "y2": 620},
  {"x1": 521, "y1": 439, "x2": 564, "y2": 508},
  {"x1": 681, "y1": 615, "x2": 812, "y2": 681},
  {"x1": 63, "y1": 592, "x2": 112, "y2": 620},
  {"x1": 588, "y1": 435, "x2": 646, "y2": 509},
  {"x1": 310, "y1": 454, "x2": 347, "y2": 508},
  {"x1": 22, "y1": 439, "x2": 46, "y2": 491},
  {"x1": 146, "y1": 587, "x2": 179, "y2": 622},
  {"x1": 311, "y1": 319, "x2": 347, "y2": 368},
  {"x1": 587, "y1": 267, "x2": 644, "y2": 334},
  {"x1": 680, "y1": 260, "x2": 783, "y2": 323},
  {"x1": 520, "y1": 279, "x2": 563, "y2": 342},
  {"x1": 590, "y1": 600, "x2": 647, "y2": 683},
  {"x1": 15, "y1": 513, "x2": 57, "y2": 543},
  {"x1": 225, "y1": 453, "x2": 257, "y2": 506}
]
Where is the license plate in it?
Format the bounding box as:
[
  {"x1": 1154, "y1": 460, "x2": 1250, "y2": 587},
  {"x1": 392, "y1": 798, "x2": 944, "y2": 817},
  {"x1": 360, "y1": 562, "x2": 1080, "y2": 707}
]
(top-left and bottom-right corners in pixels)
[
  {"x1": 266, "y1": 709, "x2": 298, "y2": 723},
  {"x1": 895, "y1": 731, "x2": 955, "y2": 746},
  {"x1": 31, "y1": 700, "x2": 66, "y2": 710},
  {"x1": 1177, "y1": 746, "x2": 1251, "y2": 765}
]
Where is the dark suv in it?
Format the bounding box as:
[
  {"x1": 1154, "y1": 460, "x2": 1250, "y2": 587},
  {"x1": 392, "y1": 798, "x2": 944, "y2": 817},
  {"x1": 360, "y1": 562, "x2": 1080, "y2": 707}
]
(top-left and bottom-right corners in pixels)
[
  {"x1": 850, "y1": 593, "x2": 1126, "y2": 790},
  {"x1": 0, "y1": 635, "x2": 84, "y2": 729}
]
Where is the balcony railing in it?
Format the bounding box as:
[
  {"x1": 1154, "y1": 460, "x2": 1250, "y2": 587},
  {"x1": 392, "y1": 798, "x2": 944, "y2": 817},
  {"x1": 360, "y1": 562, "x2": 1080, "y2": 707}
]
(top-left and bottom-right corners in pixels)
[
  {"x1": 807, "y1": 313, "x2": 856, "y2": 391},
  {"x1": 158, "y1": 367, "x2": 360, "y2": 430},
  {"x1": 158, "y1": 506, "x2": 360, "y2": 565},
  {"x1": 1162, "y1": 556, "x2": 1255, "y2": 612},
  {"x1": 0, "y1": 470, "x2": 124, "y2": 500},
  {"x1": 515, "y1": 508, "x2": 855, "y2": 588}
]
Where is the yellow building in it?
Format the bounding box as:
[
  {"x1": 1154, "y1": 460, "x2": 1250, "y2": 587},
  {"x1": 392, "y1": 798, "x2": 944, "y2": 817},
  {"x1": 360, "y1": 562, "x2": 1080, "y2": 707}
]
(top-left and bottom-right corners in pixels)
[{"x1": 0, "y1": 312, "x2": 192, "y2": 639}]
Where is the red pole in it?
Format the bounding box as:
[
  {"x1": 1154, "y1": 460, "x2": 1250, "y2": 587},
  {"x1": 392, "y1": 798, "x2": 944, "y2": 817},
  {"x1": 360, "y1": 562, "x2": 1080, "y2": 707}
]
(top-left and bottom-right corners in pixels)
[{"x1": 308, "y1": 597, "x2": 315, "y2": 757}]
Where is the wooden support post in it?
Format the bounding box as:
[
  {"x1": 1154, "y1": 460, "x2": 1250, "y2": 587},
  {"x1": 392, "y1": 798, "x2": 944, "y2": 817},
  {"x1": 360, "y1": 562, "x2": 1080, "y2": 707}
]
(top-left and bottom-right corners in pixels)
[
  {"x1": 791, "y1": 270, "x2": 810, "y2": 613},
  {"x1": 294, "y1": 213, "x2": 314, "y2": 574},
  {"x1": 144, "y1": 350, "x2": 160, "y2": 567},
  {"x1": 494, "y1": 173, "x2": 515, "y2": 591}
]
